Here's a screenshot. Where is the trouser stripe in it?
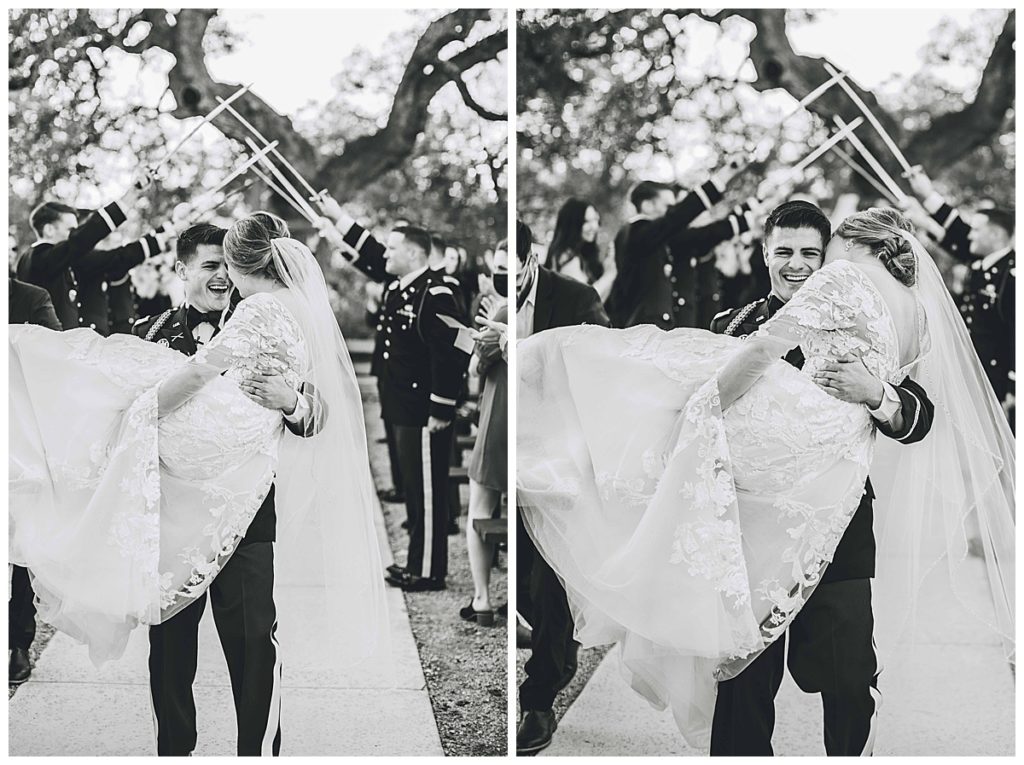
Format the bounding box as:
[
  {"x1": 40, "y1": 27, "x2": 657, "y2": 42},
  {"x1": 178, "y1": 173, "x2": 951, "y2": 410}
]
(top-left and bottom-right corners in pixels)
[
  {"x1": 260, "y1": 543, "x2": 283, "y2": 756},
  {"x1": 422, "y1": 428, "x2": 434, "y2": 576}
]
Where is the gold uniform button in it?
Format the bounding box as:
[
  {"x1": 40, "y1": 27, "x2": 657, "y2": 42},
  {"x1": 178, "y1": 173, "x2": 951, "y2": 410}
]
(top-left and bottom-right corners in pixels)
[
  {"x1": 662, "y1": 312, "x2": 671, "y2": 321},
  {"x1": 383, "y1": 352, "x2": 389, "y2": 360}
]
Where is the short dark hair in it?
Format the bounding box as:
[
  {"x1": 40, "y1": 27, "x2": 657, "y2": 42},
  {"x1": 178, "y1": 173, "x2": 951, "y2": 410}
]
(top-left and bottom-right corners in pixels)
[
  {"x1": 429, "y1": 233, "x2": 446, "y2": 254},
  {"x1": 176, "y1": 223, "x2": 226, "y2": 264},
  {"x1": 976, "y1": 206, "x2": 1015, "y2": 236},
  {"x1": 630, "y1": 181, "x2": 674, "y2": 211},
  {"x1": 29, "y1": 201, "x2": 78, "y2": 237},
  {"x1": 516, "y1": 219, "x2": 534, "y2": 261},
  {"x1": 392, "y1": 225, "x2": 432, "y2": 257},
  {"x1": 763, "y1": 200, "x2": 832, "y2": 249}
]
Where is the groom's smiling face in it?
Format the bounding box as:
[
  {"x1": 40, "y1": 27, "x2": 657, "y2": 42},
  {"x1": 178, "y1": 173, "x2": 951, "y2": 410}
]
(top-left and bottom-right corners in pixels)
[
  {"x1": 763, "y1": 227, "x2": 825, "y2": 303},
  {"x1": 176, "y1": 244, "x2": 232, "y2": 313}
]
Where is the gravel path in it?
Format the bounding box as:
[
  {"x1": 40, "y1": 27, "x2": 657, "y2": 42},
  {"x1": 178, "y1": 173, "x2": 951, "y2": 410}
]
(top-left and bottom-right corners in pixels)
[{"x1": 362, "y1": 380, "x2": 508, "y2": 757}]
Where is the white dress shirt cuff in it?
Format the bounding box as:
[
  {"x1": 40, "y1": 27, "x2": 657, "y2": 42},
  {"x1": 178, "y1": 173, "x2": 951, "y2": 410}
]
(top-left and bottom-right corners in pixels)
[
  {"x1": 283, "y1": 386, "x2": 310, "y2": 424},
  {"x1": 868, "y1": 381, "x2": 901, "y2": 425}
]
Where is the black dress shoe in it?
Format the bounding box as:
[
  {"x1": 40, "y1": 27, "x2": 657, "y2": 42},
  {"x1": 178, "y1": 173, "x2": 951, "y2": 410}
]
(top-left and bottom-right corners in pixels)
[
  {"x1": 516, "y1": 622, "x2": 533, "y2": 649},
  {"x1": 378, "y1": 488, "x2": 405, "y2": 503},
  {"x1": 400, "y1": 574, "x2": 446, "y2": 592},
  {"x1": 459, "y1": 599, "x2": 495, "y2": 626},
  {"x1": 516, "y1": 709, "x2": 556, "y2": 755},
  {"x1": 9, "y1": 647, "x2": 31, "y2": 684},
  {"x1": 386, "y1": 563, "x2": 405, "y2": 578}
]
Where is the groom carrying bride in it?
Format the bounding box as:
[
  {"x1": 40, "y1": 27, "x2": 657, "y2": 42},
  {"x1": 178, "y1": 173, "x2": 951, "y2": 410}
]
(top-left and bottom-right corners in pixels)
[
  {"x1": 708, "y1": 200, "x2": 934, "y2": 756},
  {"x1": 134, "y1": 218, "x2": 322, "y2": 756}
]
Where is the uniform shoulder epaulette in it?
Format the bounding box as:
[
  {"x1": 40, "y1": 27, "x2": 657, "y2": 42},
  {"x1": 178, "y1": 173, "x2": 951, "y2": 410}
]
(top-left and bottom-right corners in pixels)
[
  {"x1": 724, "y1": 299, "x2": 763, "y2": 337},
  {"x1": 133, "y1": 315, "x2": 151, "y2": 328},
  {"x1": 143, "y1": 308, "x2": 174, "y2": 342},
  {"x1": 442, "y1": 275, "x2": 460, "y2": 286},
  {"x1": 428, "y1": 285, "x2": 454, "y2": 297}
]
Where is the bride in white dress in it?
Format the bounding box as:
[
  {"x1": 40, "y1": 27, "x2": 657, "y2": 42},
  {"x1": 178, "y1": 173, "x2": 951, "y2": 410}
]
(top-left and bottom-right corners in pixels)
[
  {"x1": 517, "y1": 208, "x2": 1014, "y2": 747},
  {"x1": 10, "y1": 218, "x2": 389, "y2": 666}
]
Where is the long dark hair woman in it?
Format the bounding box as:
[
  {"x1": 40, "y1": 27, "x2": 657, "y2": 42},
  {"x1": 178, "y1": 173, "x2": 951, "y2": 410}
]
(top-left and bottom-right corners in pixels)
[{"x1": 547, "y1": 198, "x2": 604, "y2": 284}]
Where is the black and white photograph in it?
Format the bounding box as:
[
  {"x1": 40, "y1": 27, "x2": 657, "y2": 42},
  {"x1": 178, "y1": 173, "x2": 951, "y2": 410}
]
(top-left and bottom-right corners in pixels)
[
  {"x1": 8, "y1": 7, "x2": 508, "y2": 756},
  {"x1": 515, "y1": 8, "x2": 1014, "y2": 757}
]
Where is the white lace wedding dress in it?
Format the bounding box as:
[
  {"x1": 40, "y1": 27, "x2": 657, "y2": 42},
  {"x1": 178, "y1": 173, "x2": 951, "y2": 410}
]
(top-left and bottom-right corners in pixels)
[
  {"x1": 518, "y1": 258, "x2": 926, "y2": 747},
  {"x1": 10, "y1": 292, "x2": 306, "y2": 662}
]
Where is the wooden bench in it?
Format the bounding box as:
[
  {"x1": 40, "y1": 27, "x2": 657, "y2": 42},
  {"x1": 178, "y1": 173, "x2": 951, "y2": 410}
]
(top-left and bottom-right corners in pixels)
[{"x1": 472, "y1": 517, "x2": 507, "y2": 544}]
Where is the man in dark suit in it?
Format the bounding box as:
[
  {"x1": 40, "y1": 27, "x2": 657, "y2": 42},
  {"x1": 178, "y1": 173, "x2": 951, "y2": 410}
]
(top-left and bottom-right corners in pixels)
[
  {"x1": 708, "y1": 201, "x2": 935, "y2": 756},
  {"x1": 8, "y1": 277, "x2": 61, "y2": 684},
  {"x1": 905, "y1": 166, "x2": 1014, "y2": 424},
  {"x1": 16, "y1": 170, "x2": 154, "y2": 330},
  {"x1": 134, "y1": 221, "x2": 321, "y2": 756},
  {"x1": 605, "y1": 160, "x2": 743, "y2": 329},
  {"x1": 516, "y1": 220, "x2": 610, "y2": 755}
]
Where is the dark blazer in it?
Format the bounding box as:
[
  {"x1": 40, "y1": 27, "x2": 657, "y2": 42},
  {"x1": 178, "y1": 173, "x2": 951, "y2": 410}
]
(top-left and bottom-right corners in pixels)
[
  {"x1": 9, "y1": 278, "x2": 61, "y2": 330},
  {"x1": 532, "y1": 266, "x2": 610, "y2": 333},
  {"x1": 711, "y1": 294, "x2": 935, "y2": 582},
  {"x1": 606, "y1": 180, "x2": 727, "y2": 329}
]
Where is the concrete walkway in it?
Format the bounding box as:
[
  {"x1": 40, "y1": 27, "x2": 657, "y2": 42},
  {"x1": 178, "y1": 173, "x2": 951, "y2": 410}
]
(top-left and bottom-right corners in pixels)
[
  {"x1": 9, "y1": 340, "x2": 443, "y2": 756},
  {"x1": 541, "y1": 558, "x2": 1014, "y2": 756}
]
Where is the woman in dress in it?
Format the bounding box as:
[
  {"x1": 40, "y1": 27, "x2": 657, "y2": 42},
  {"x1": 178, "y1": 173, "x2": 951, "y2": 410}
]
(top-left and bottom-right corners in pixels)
[
  {"x1": 546, "y1": 198, "x2": 615, "y2": 300},
  {"x1": 9, "y1": 215, "x2": 389, "y2": 666},
  {"x1": 517, "y1": 208, "x2": 1014, "y2": 747},
  {"x1": 460, "y1": 242, "x2": 510, "y2": 627}
]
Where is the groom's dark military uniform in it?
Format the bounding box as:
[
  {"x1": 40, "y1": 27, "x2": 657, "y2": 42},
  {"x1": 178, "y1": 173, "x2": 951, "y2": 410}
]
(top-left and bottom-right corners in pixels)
[
  {"x1": 134, "y1": 298, "x2": 318, "y2": 757},
  {"x1": 709, "y1": 295, "x2": 934, "y2": 756}
]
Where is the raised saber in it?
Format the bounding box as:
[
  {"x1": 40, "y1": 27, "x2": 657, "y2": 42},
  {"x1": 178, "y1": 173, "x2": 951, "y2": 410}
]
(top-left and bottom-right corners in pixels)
[
  {"x1": 833, "y1": 115, "x2": 908, "y2": 203},
  {"x1": 150, "y1": 82, "x2": 254, "y2": 175},
  {"x1": 778, "y1": 69, "x2": 849, "y2": 125},
  {"x1": 824, "y1": 61, "x2": 914, "y2": 175},
  {"x1": 216, "y1": 96, "x2": 327, "y2": 205},
  {"x1": 174, "y1": 141, "x2": 279, "y2": 224},
  {"x1": 182, "y1": 178, "x2": 258, "y2": 222},
  {"x1": 829, "y1": 144, "x2": 899, "y2": 204},
  {"x1": 249, "y1": 165, "x2": 317, "y2": 223},
  {"x1": 780, "y1": 116, "x2": 864, "y2": 185},
  {"x1": 243, "y1": 137, "x2": 320, "y2": 222}
]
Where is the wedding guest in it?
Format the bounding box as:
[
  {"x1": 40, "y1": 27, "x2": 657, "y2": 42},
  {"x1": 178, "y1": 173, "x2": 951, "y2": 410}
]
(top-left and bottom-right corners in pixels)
[
  {"x1": 516, "y1": 219, "x2": 609, "y2": 755},
  {"x1": 16, "y1": 169, "x2": 151, "y2": 329},
  {"x1": 708, "y1": 200, "x2": 935, "y2": 756},
  {"x1": 546, "y1": 198, "x2": 615, "y2": 300},
  {"x1": 460, "y1": 241, "x2": 509, "y2": 626},
  {"x1": 905, "y1": 166, "x2": 1014, "y2": 417},
  {"x1": 8, "y1": 276, "x2": 61, "y2": 684},
  {"x1": 604, "y1": 159, "x2": 743, "y2": 329}
]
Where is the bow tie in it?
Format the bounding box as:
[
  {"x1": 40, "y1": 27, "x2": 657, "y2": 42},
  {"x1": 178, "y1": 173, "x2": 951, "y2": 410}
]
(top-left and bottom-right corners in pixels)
[{"x1": 186, "y1": 306, "x2": 223, "y2": 330}]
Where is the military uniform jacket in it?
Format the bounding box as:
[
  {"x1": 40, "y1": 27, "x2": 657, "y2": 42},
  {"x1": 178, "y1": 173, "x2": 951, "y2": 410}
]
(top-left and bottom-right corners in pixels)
[
  {"x1": 16, "y1": 200, "x2": 131, "y2": 330},
  {"x1": 9, "y1": 278, "x2": 61, "y2": 330},
  {"x1": 926, "y1": 197, "x2": 1014, "y2": 401},
  {"x1": 667, "y1": 201, "x2": 757, "y2": 329},
  {"x1": 77, "y1": 233, "x2": 161, "y2": 336},
  {"x1": 711, "y1": 295, "x2": 935, "y2": 582},
  {"x1": 606, "y1": 178, "x2": 727, "y2": 329},
  {"x1": 378, "y1": 267, "x2": 471, "y2": 427}
]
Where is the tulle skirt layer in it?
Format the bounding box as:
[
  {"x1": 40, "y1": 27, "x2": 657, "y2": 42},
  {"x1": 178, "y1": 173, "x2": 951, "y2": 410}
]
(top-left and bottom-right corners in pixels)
[
  {"x1": 10, "y1": 326, "x2": 281, "y2": 663},
  {"x1": 517, "y1": 324, "x2": 874, "y2": 748}
]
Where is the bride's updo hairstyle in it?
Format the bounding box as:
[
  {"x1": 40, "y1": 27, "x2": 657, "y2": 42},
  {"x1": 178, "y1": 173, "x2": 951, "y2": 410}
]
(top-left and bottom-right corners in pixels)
[
  {"x1": 834, "y1": 207, "x2": 918, "y2": 287},
  {"x1": 223, "y1": 214, "x2": 290, "y2": 284}
]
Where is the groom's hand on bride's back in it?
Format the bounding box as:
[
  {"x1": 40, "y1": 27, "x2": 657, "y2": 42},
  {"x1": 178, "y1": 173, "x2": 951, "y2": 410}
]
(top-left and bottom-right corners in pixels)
[
  {"x1": 241, "y1": 373, "x2": 300, "y2": 414},
  {"x1": 812, "y1": 355, "x2": 884, "y2": 408}
]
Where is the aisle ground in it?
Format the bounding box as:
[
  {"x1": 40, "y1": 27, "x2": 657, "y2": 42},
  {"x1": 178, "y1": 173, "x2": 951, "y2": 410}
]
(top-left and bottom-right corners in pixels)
[
  {"x1": 8, "y1": 339, "x2": 443, "y2": 756},
  {"x1": 535, "y1": 557, "x2": 1012, "y2": 756}
]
